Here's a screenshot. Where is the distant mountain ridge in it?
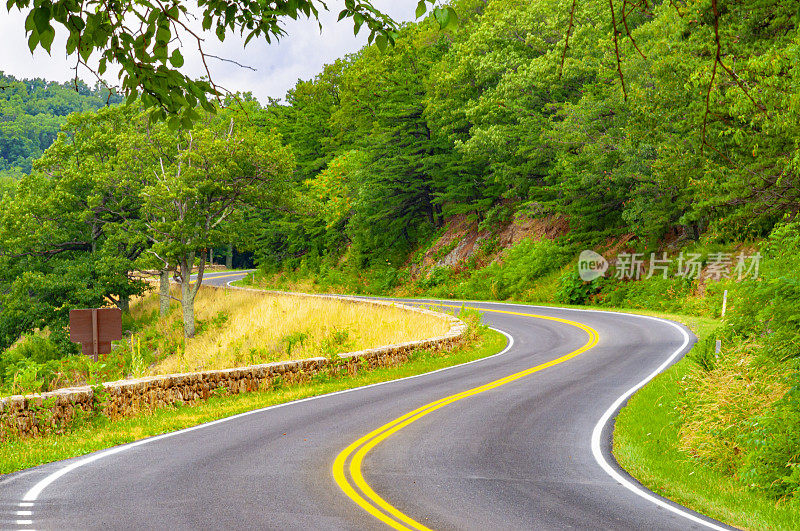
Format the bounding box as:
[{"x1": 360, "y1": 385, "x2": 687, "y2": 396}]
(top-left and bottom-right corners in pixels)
[{"x1": 0, "y1": 72, "x2": 121, "y2": 177}]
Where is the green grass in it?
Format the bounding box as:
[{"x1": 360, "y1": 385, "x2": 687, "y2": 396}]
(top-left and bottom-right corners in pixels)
[
  {"x1": 613, "y1": 324, "x2": 800, "y2": 530},
  {"x1": 0, "y1": 327, "x2": 506, "y2": 475}
]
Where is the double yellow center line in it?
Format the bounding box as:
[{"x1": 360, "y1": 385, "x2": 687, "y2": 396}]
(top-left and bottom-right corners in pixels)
[{"x1": 332, "y1": 306, "x2": 600, "y2": 530}]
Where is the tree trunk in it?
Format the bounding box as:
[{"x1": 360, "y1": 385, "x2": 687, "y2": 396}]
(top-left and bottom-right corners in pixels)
[
  {"x1": 159, "y1": 268, "x2": 170, "y2": 317},
  {"x1": 118, "y1": 294, "x2": 130, "y2": 313},
  {"x1": 181, "y1": 280, "x2": 196, "y2": 337},
  {"x1": 179, "y1": 251, "x2": 206, "y2": 338},
  {"x1": 226, "y1": 244, "x2": 233, "y2": 269}
]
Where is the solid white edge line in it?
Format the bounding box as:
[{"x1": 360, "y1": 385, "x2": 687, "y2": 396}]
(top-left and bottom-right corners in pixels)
[
  {"x1": 589, "y1": 315, "x2": 728, "y2": 531},
  {"x1": 332, "y1": 296, "x2": 729, "y2": 529},
  {"x1": 22, "y1": 327, "x2": 514, "y2": 502}
]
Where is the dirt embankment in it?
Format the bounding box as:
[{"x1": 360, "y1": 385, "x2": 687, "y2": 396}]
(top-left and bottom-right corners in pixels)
[{"x1": 409, "y1": 213, "x2": 569, "y2": 279}]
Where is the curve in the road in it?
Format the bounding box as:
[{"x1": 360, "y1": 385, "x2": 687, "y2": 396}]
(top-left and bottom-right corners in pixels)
[
  {"x1": 333, "y1": 309, "x2": 599, "y2": 531},
  {"x1": 334, "y1": 302, "x2": 727, "y2": 531}
]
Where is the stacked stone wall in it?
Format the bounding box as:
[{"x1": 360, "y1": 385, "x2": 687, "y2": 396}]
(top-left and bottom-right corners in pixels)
[{"x1": 0, "y1": 290, "x2": 466, "y2": 440}]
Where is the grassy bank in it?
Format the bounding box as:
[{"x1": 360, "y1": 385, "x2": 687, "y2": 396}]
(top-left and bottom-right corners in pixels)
[
  {"x1": 0, "y1": 285, "x2": 451, "y2": 396},
  {"x1": 614, "y1": 356, "x2": 800, "y2": 530},
  {"x1": 0, "y1": 323, "x2": 506, "y2": 474},
  {"x1": 136, "y1": 286, "x2": 451, "y2": 375}
]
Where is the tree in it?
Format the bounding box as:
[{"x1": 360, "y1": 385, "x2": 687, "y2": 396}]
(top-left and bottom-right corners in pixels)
[
  {"x1": 5, "y1": 0, "x2": 454, "y2": 127},
  {"x1": 0, "y1": 105, "x2": 149, "y2": 350},
  {"x1": 125, "y1": 112, "x2": 295, "y2": 337},
  {"x1": 327, "y1": 22, "x2": 451, "y2": 264}
]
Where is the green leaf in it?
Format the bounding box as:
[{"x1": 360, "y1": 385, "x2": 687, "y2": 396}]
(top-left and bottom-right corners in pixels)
[
  {"x1": 156, "y1": 26, "x2": 170, "y2": 44},
  {"x1": 53, "y1": 3, "x2": 68, "y2": 24},
  {"x1": 415, "y1": 1, "x2": 426, "y2": 19},
  {"x1": 39, "y1": 27, "x2": 55, "y2": 53},
  {"x1": 68, "y1": 15, "x2": 85, "y2": 31},
  {"x1": 27, "y1": 30, "x2": 39, "y2": 52},
  {"x1": 444, "y1": 7, "x2": 459, "y2": 31},
  {"x1": 353, "y1": 13, "x2": 364, "y2": 36},
  {"x1": 24, "y1": 11, "x2": 35, "y2": 31},
  {"x1": 375, "y1": 34, "x2": 387, "y2": 53},
  {"x1": 65, "y1": 33, "x2": 78, "y2": 54},
  {"x1": 79, "y1": 41, "x2": 93, "y2": 62},
  {"x1": 33, "y1": 6, "x2": 51, "y2": 35},
  {"x1": 170, "y1": 49, "x2": 184, "y2": 68}
]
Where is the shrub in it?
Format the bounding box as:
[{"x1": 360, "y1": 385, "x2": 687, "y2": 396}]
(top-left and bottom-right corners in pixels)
[
  {"x1": 461, "y1": 239, "x2": 572, "y2": 301},
  {"x1": 417, "y1": 267, "x2": 453, "y2": 291},
  {"x1": 725, "y1": 221, "x2": 800, "y2": 362},
  {"x1": 555, "y1": 270, "x2": 601, "y2": 305},
  {"x1": 595, "y1": 276, "x2": 695, "y2": 313},
  {"x1": 365, "y1": 265, "x2": 400, "y2": 293},
  {"x1": 0, "y1": 335, "x2": 67, "y2": 393}
]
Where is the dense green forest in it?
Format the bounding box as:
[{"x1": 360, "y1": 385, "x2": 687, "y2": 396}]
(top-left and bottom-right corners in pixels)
[
  {"x1": 1, "y1": 0, "x2": 799, "y2": 512},
  {"x1": 247, "y1": 0, "x2": 797, "y2": 272},
  {"x1": 0, "y1": 72, "x2": 121, "y2": 178}
]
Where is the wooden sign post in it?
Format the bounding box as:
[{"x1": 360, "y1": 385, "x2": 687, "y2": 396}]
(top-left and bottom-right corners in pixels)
[{"x1": 69, "y1": 308, "x2": 123, "y2": 361}]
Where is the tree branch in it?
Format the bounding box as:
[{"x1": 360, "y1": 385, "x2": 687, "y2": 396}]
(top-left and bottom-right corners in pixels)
[
  {"x1": 559, "y1": 0, "x2": 577, "y2": 78},
  {"x1": 608, "y1": 0, "x2": 627, "y2": 101}
]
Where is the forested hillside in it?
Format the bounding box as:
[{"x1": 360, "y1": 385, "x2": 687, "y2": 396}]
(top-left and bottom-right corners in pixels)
[
  {"x1": 250, "y1": 0, "x2": 797, "y2": 273},
  {"x1": 0, "y1": 72, "x2": 121, "y2": 178}
]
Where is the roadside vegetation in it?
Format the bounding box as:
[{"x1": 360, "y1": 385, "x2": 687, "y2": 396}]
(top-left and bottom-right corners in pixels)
[
  {"x1": 245, "y1": 235, "x2": 734, "y2": 319},
  {"x1": 145, "y1": 286, "x2": 451, "y2": 375},
  {"x1": 0, "y1": 0, "x2": 798, "y2": 527},
  {"x1": 610, "y1": 223, "x2": 800, "y2": 529},
  {"x1": 0, "y1": 315, "x2": 504, "y2": 474},
  {"x1": 0, "y1": 286, "x2": 451, "y2": 397}
]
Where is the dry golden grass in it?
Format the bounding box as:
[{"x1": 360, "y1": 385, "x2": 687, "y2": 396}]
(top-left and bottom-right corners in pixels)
[
  {"x1": 677, "y1": 345, "x2": 789, "y2": 474},
  {"x1": 129, "y1": 286, "x2": 451, "y2": 375}
]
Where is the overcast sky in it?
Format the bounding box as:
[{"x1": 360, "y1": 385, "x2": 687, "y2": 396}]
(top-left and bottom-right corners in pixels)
[{"x1": 0, "y1": 2, "x2": 416, "y2": 104}]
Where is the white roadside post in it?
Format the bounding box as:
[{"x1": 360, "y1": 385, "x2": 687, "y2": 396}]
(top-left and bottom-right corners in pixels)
[
  {"x1": 721, "y1": 289, "x2": 728, "y2": 318},
  {"x1": 716, "y1": 290, "x2": 728, "y2": 361}
]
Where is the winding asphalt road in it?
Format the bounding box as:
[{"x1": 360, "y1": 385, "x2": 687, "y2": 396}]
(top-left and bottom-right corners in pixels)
[{"x1": 0, "y1": 270, "x2": 733, "y2": 530}]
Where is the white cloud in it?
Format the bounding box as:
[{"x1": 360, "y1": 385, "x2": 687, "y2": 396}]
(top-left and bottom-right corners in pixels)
[{"x1": 0, "y1": 1, "x2": 415, "y2": 103}]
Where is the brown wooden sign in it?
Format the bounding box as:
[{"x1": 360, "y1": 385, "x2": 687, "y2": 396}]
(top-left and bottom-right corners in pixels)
[{"x1": 69, "y1": 308, "x2": 122, "y2": 361}]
